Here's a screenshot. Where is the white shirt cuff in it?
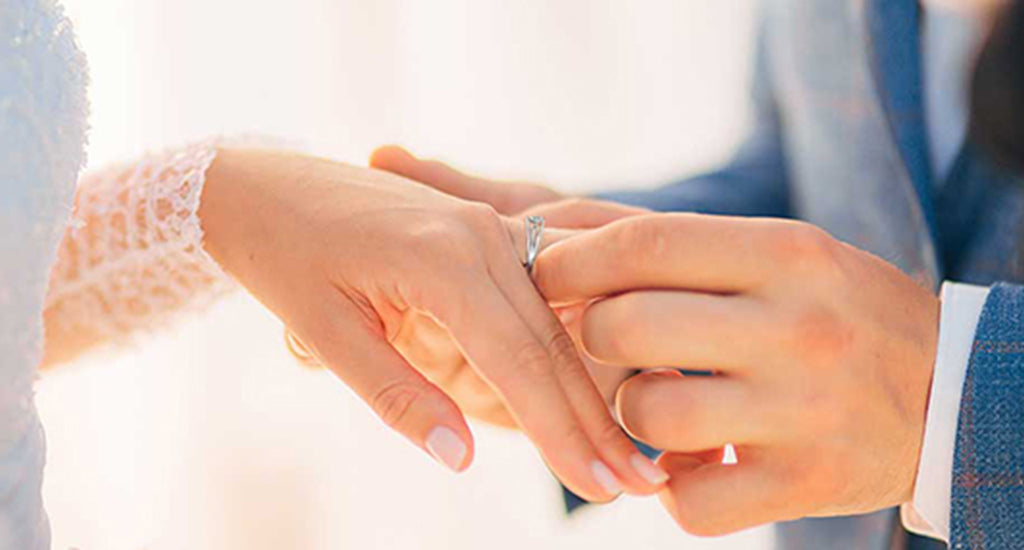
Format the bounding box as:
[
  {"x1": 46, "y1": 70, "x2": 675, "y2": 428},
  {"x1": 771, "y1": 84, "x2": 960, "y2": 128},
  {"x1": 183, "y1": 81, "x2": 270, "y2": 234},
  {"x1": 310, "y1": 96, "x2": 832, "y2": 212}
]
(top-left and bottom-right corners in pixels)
[{"x1": 901, "y1": 281, "x2": 990, "y2": 541}]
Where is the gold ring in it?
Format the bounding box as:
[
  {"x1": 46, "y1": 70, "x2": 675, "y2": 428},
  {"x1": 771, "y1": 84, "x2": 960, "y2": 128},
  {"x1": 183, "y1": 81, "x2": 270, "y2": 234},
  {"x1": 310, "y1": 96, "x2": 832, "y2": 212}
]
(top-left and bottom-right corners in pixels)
[{"x1": 284, "y1": 329, "x2": 322, "y2": 368}]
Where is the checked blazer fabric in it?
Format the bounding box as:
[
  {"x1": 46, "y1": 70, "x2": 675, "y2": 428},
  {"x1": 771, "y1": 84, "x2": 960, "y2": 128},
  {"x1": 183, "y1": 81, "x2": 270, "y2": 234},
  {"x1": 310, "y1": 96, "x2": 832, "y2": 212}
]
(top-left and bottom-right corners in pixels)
[
  {"x1": 592, "y1": 0, "x2": 1024, "y2": 548},
  {"x1": 951, "y1": 284, "x2": 1024, "y2": 550}
]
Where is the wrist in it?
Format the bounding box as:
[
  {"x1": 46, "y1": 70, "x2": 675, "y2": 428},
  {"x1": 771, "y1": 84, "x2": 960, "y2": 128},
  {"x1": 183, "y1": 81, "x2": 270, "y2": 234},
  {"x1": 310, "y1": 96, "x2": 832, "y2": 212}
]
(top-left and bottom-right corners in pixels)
[
  {"x1": 196, "y1": 147, "x2": 243, "y2": 273},
  {"x1": 197, "y1": 148, "x2": 317, "y2": 281},
  {"x1": 903, "y1": 291, "x2": 942, "y2": 502}
]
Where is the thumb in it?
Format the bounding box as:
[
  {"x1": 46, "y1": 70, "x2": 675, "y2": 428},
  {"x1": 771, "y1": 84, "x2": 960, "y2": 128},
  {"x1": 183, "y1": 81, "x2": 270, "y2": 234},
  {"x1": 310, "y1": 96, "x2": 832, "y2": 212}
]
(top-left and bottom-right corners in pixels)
[{"x1": 370, "y1": 145, "x2": 561, "y2": 214}]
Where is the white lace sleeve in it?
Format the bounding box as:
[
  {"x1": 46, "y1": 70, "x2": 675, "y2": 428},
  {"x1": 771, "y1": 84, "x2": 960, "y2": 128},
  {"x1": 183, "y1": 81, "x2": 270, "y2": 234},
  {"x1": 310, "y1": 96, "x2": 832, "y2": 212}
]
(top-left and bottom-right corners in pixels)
[{"x1": 42, "y1": 141, "x2": 237, "y2": 365}]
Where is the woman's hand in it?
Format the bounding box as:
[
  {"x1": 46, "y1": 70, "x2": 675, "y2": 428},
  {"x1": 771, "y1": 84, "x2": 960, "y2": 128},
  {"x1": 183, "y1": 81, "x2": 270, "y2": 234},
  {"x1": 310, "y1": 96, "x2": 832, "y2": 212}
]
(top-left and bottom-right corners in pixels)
[
  {"x1": 392, "y1": 306, "x2": 635, "y2": 426},
  {"x1": 388, "y1": 198, "x2": 652, "y2": 428},
  {"x1": 197, "y1": 149, "x2": 668, "y2": 501}
]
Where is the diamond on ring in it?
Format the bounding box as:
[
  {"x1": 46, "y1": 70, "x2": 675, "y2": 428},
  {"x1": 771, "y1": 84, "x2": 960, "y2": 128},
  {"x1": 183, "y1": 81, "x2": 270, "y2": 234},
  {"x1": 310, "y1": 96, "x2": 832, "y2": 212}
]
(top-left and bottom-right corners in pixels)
[{"x1": 523, "y1": 215, "x2": 545, "y2": 275}]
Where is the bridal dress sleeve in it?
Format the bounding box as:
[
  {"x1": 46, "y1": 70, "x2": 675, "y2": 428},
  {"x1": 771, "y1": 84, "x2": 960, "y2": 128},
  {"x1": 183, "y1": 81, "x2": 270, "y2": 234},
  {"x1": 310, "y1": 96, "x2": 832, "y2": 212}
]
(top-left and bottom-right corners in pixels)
[{"x1": 42, "y1": 141, "x2": 238, "y2": 366}]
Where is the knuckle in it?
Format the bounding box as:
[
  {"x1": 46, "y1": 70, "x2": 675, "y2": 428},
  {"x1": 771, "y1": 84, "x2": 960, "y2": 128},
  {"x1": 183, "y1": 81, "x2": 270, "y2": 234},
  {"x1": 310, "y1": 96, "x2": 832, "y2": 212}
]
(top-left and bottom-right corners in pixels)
[
  {"x1": 371, "y1": 380, "x2": 427, "y2": 430},
  {"x1": 558, "y1": 419, "x2": 593, "y2": 453},
  {"x1": 768, "y1": 222, "x2": 839, "y2": 271},
  {"x1": 511, "y1": 341, "x2": 555, "y2": 379},
  {"x1": 455, "y1": 201, "x2": 503, "y2": 232},
  {"x1": 784, "y1": 305, "x2": 852, "y2": 367},
  {"x1": 593, "y1": 415, "x2": 629, "y2": 448},
  {"x1": 614, "y1": 216, "x2": 668, "y2": 257},
  {"x1": 404, "y1": 219, "x2": 481, "y2": 271},
  {"x1": 543, "y1": 329, "x2": 585, "y2": 375}
]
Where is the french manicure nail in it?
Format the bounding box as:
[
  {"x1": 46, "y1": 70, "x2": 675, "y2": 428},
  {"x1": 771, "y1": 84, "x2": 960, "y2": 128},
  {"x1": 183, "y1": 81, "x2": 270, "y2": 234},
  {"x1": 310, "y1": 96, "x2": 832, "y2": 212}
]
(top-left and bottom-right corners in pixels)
[
  {"x1": 426, "y1": 426, "x2": 467, "y2": 472},
  {"x1": 590, "y1": 460, "x2": 623, "y2": 496},
  {"x1": 630, "y1": 453, "x2": 670, "y2": 485}
]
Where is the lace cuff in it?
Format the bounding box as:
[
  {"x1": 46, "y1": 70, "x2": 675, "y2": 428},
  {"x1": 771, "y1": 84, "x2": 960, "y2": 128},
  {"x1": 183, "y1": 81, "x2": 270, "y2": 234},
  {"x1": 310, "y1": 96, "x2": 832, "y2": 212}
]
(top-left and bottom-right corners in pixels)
[{"x1": 44, "y1": 141, "x2": 236, "y2": 362}]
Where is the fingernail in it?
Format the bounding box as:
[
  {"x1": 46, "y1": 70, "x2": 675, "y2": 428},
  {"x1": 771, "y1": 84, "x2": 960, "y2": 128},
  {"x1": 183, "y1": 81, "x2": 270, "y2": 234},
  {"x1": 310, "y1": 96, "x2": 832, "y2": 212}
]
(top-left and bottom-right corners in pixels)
[
  {"x1": 630, "y1": 453, "x2": 670, "y2": 485},
  {"x1": 590, "y1": 461, "x2": 623, "y2": 496},
  {"x1": 425, "y1": 426, "x2": 467, "y2": 472}
]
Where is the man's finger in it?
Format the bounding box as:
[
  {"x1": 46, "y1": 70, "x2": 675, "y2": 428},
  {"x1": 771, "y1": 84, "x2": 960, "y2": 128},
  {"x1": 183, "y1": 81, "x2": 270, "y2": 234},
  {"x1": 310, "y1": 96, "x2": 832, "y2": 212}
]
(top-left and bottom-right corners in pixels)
[
  {"x1": 535, "y1": 214, "x2": 817, "y2": 304},
  {"x1": 370, "y1": 146, "x2": 494, "y2": 204},
  {"x1": 615, "y1": 371, "x2": 764, "y2": 452},
  {"x1": 579, "y1": 290, "x2": 771, "y2": 371},
  {"x1": 370, "y1": 146, "x2": 560, "y2": 214},
  {"x1": 657, "y1": 450, "x2": 800, "y2": 537},
  {"x1": 521, "y1": 198, "x2": 650, "y2": 229}
]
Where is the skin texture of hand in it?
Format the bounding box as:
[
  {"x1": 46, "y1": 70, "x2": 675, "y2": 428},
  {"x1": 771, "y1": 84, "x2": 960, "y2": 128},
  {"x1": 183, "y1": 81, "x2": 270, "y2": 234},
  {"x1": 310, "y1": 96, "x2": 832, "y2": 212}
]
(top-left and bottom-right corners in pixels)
[
  {"x1": 534, "y1": 213, "x2": 940, "y2": 535},
  {"x1": 197, "y1": 148, "x2": 668, "y2": 502},
  {"x1": 388, "y1": 198, "x2": 651, "y2": 428},
  {"x1": 369, "y1": 145, "x2": 656, "y2": 419}
]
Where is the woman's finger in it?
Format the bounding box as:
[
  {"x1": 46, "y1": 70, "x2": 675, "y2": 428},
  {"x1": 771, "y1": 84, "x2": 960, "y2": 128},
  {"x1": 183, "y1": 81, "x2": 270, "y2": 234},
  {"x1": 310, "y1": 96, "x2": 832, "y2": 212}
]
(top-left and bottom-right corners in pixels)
[
  {"x1": 500, "y1": 215, "x2": 670, "y2": 491},
  {"x1": 486, "y1": 247, "x2": 670, "y2": 495},
  {"x1": 580, "y1": 290, "x2": 771, "y2": 372},
  {"x1": 298, "y1": 294, "x2": 475, "y2": 473},
  {"x1": 390, "y1": 309, "x2": 466, "y2": 386},
  {"x1": 392, "y1": 310, "x2": 520, "y2": 429},
  {"x1": 615, "y1": 371, "x2": 763, "y2": 452},
  {"x1": 426, "y1": 276, "x2": 626, "y2": 502}
]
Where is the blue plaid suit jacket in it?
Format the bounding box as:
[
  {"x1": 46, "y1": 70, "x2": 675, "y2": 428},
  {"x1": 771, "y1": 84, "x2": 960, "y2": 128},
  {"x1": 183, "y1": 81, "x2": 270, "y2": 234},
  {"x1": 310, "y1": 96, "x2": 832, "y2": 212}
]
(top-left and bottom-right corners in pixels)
[{"x1": 596, "y1": 0, "x2": 1024, "y2": 548}]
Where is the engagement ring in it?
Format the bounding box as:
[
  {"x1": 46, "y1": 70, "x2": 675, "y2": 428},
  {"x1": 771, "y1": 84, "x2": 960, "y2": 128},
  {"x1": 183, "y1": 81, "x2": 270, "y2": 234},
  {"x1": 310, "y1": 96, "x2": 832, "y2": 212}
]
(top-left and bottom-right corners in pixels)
[{"x1": 523, "y1": 215, "x2": 545, "y2": 275}]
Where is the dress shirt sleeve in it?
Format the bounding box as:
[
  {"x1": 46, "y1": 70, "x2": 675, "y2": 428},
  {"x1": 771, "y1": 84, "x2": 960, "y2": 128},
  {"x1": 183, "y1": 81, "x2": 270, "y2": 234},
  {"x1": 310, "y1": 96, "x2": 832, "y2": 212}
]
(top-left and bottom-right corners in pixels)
[{"x1": 901, "y1": 281, "x2": 990, "y2": 541}]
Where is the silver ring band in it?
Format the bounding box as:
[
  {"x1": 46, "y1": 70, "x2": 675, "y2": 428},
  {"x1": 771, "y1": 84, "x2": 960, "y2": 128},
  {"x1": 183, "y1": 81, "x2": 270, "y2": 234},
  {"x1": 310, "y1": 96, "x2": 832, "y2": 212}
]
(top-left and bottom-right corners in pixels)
[{"x1": 523, "y1": 215, "x2": 545, "y2": 275}]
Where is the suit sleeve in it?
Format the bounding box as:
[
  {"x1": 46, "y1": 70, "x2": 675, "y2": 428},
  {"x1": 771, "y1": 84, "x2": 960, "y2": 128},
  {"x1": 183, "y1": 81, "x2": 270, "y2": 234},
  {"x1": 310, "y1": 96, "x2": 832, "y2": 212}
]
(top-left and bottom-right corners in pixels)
[
  {"x1": 950, "y1": 282, "x2": 1024, "y2": 548},
  {"x1": 596, "y1": 17, "x2": 791, "y2": 218}
]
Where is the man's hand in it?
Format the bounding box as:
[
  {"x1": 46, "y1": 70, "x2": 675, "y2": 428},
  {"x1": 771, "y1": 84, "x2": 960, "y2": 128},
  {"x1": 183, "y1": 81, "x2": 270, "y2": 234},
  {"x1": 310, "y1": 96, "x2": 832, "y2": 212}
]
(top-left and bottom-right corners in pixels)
[
  {"x1": 370, "y1": 146, "x2": 563, "y2": 215},
  {"x1": 535, "y1": 213, "x2": 941, "y2": 535}
]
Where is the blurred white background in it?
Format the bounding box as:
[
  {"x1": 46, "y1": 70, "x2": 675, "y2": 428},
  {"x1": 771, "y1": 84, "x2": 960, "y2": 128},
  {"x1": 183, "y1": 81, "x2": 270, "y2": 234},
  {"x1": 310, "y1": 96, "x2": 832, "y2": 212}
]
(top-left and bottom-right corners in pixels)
[{"x1": 37, "y1": 1, "x2": 768, "y2": 548}]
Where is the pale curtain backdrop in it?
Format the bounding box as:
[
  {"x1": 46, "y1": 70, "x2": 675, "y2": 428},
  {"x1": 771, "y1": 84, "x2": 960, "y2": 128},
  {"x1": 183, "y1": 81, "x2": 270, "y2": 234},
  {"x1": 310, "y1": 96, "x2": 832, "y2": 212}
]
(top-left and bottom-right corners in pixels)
[{"x1": 40, "y1": 1, "x2": 768, "y2": 548}]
